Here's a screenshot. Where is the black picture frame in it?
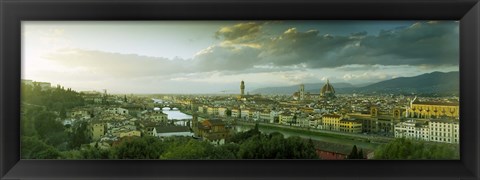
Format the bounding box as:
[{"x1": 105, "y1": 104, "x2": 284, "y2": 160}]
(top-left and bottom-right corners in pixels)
[{"x1": 1, "y1": 0, "x2": 479, "y2": 179}]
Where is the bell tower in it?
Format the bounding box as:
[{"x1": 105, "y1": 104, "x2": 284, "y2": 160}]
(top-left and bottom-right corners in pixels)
[
  {"x1": 240, "y1": 80, "x2": 245, "y2": 96},
  {"x1": 299, "y1": 84, "x2": 305, "y2": 100}
]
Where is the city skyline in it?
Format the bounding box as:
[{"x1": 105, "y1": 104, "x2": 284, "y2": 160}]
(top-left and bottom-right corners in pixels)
[{"x1": 22, "y1": 21, "x2": 459, "y2": 94}]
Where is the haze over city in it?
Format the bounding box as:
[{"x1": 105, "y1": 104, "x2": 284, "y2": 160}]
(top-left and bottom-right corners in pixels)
[{"x1": 22, "y1": 21, "x2": 459, "y2": 94}]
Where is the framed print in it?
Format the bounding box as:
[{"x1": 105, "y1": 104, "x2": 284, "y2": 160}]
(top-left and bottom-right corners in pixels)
[
  {"x1": 18, "y1": 20, "x2": 462, "y2": 160},
  {"x1": 1, "y1": 0, "x2": 479, "y2": 179}
]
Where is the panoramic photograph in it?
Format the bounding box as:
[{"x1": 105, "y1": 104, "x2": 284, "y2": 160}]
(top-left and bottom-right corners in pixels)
[{"x1": 21, "y1": 20, "x2": 460, "y2": 160}]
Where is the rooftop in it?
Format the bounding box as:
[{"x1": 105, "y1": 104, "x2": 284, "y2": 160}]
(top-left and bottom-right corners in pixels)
[
  {"x1": 412, "y1": 101, "x2": 459, "y2": 106},
  {"x1": 323, "y1": 114, "x2": 341, "y2": 118}
]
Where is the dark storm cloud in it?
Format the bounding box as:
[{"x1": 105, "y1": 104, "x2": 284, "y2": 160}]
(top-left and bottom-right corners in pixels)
[
  {"x1": 203, "y1": 21, "x2": 458, "y2": 71},
  {"x1": 357, "y1": 22, "x2": 459, "y2": 66},
  {"x1": 259, "y1": 28, "x2": 354, "y2": 67}
]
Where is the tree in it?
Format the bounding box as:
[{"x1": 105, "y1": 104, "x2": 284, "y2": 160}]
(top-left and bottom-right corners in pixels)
[
  {"x1": 68, "y1": 121, "x2": 90, "y2": 149},
  {"x1": 348, "y1": 145, "x2": 359, "y2": 159},
  {"x1": 113, "y1": 136, "x2": 166, "y2": 159},
  {"x1": 161, "y1": 139, "x2": 213, "y2": 159},
  {"x1": 254, "y1": 123, "x2": 259, "y2": 132},
  {"x1": 209, "y1": 143, "x2": 239, "y2": 159},
  {"x1": 358, "y1": 149, "x2": 364, "y2": 159},
  {"x1": 237, "y1": 133, "x2": 318, "y2": 159},
  {"x1": 79, "y1": 146, "x2": 112, "y2": 159},
  {"x1": 229, "y1": 126, "x2": 261, "y2": 143},
  {"x1": 33, "y1": 111, "x2": 66, "y2": 147},
  {"x1": 20, "y1": 105, "x2": 42, "y2": 137},
  {"x1": 374, "y1": 138, "x2": 459, "y2": 160},
  {"x1": 21, "y1": 136, "x2": 60, "y2": 159}
]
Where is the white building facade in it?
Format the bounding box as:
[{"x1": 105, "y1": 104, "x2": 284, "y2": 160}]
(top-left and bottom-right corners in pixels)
[
  {"x1": 429, "y1": 120, "x2": 459, "y2": 144},
  {"x1": 394, "y1": 120, "x2": 429, "y2": 141}
]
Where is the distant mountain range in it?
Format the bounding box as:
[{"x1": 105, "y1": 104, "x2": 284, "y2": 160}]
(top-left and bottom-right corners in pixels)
[
  {"x1": 350, "y1": 71, "x2": 459, "y2": 95},
  {"x1": 251, "y1": 71, "x2": 459, "y2": 96}
]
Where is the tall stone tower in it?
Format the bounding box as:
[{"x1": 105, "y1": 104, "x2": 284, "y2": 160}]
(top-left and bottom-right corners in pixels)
[
  {"x1": 299, "y1": 84, "x2": 305, "y2": 100},
  {"x1": 240, "y1": 80, "x2": 245, "y2": 96}
]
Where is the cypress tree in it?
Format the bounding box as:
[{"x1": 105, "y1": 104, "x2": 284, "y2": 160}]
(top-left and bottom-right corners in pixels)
[
  {"x1": 349, "y1": 145, "x2": 358, "y2": 159},
  {"x1": 358, "y1": 148, "x2": 364, "y2": 159}
]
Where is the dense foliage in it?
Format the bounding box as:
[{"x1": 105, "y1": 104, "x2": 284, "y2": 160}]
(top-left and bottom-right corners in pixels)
[
  {"x1": 21, "y1": 83, "x2": 87, "y2": 158},
  {"x1": 66, "y1": 121, "x2": 91, "y2": 150},
  {"x1": 236, "y1": 132, "x2": 317, "y2": 159},
  {"x1": 21, "y1": 136, "x2": 61, "y2": 159},
  {"x1": 22, "y1": 84, "x2": 85, "y2": 117},
  {"x1": 374, "y1": 138, "x2": 459, "y2": 160},
  {"x1": 58, "y1": 128, "x2": 318, "y2": 160}
]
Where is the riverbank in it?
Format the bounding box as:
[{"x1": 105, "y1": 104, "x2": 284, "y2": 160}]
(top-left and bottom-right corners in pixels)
[
  {"x1": 237, "y1": 121, "x2": 392, "y2": 142},
  {"x1": 172, "y1": 108, "x2": 387, "y2": 152},
  {"x1": 236, "y1": 121, "x2": 390, "y2": 151}
]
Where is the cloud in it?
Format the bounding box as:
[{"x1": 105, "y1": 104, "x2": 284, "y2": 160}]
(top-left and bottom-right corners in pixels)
[
  {"x1": 42, "y1": 21, "x2": 459, "y2": 82},
  {"x1": 43, "y1": 49, "x2": 191, "y2": 78},
  {"x1": 200, "y1": 21, "x2": 458, "y2": 73},
  {"x1": 356, "y1": 22, "x2": 459, "y2": 66},
  {"x1": 192, "y1": 45, "x2": 262, "y2": 72},
  {"x1": 258, "y1": 21, "x2": 458, "y2": 68},
  {"x1": 259, "y1": 28, "x2": 353, "y2": 67},
  {"x1": 215, "y1": 22, "x2": 263, "y2": 44}
]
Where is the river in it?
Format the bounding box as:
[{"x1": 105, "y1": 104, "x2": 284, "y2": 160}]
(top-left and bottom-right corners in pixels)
[
  {"x1": 161, "y1": 107, "x2": 192, "y2": 120},
  {"x1": 152, "y1": 98, "x2": 379, "y2": 150}
]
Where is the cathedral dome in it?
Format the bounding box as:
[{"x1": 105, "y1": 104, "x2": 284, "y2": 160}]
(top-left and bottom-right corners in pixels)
[{"x1": 320, "y1": 79, "x2": 335, "y2": 98}]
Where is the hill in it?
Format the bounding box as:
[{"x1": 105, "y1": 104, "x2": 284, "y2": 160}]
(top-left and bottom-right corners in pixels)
[
  {"x1": 251, "y1": 82, "x2": 355, "y2": 95},
  {"x1": 350, "y1": 71, "x2": 459, "y2": 95},
  {"x1": 251, "y1": 71, "x2": 459, "y2": 96}
]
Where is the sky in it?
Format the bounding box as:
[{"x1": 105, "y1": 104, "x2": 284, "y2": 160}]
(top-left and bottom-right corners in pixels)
[{"x1": 22, "y1": 21, "x2": 459, "y2": 94}]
